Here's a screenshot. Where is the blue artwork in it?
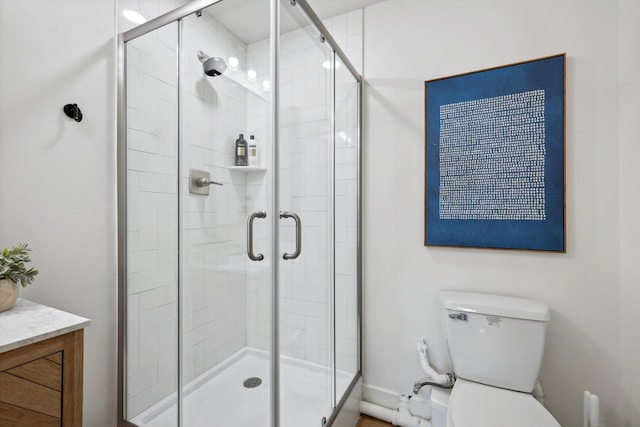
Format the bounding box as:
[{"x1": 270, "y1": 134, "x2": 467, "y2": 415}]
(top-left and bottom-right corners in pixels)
[{"x1": 425, "y1": 54, "x2": 565, "y2": 251}]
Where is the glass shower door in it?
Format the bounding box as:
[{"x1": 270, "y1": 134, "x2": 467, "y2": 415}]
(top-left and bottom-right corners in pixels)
[
  {"x1": 179, "y1": 2, "x2": 273, "y2": 427},
  {"x1": 125, "y1": 20, "x2": 180, "y2": 427},
  {"x1": 334, "y1": 51, "x2": 360, "y2": 402},
  {"x1": 278, "y1": 1, "x2": 334, "y2": 425}
]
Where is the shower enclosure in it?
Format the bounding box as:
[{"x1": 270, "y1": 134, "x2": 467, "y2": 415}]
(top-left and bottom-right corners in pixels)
[{"x1": 117, "y1": 0, "x2": 361, "y2": 426}]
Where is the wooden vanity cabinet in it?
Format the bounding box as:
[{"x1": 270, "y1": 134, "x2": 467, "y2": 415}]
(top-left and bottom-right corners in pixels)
[{"x1": 0, "y1": 329, "x2": 84, "y2": 427}]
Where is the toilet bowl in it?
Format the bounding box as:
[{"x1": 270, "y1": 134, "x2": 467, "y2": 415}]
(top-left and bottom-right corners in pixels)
[
  {"x1": 439, "y1": 291, "x2": 561, "y2": 427},
  {"x1": 446, "y1": 379, "x2": 559, "y2": 427}
]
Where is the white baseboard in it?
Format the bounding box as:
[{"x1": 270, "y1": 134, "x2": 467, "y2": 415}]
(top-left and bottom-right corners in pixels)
[{"x1": 362, "y1": 383, "x2": 402, "y2": 410}]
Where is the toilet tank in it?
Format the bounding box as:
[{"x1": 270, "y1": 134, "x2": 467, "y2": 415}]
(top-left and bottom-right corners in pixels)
[{"x1": 439, "y1": 291, "x2": 549, "y2": 393}]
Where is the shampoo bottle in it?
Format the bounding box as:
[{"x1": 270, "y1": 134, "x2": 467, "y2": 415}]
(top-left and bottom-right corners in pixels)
[
  {"x1": 248, "y1": 135, "x2": 259, "y2": 167},
  {"x1": 235, "y1": 133, "x2": 247, "y2": 166}
]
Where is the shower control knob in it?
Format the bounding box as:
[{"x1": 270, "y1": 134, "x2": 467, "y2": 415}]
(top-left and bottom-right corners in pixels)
[{"x1": 195, "y1": 177, "x2": 223, "y2": 187}]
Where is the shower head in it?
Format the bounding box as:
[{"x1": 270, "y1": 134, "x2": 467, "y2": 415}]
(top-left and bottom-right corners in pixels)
[{"x1": 197, "y1": 50, "x2": 227, "y2": 77}]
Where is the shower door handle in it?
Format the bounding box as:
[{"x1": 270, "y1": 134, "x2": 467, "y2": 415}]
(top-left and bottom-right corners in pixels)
[
  {"x1": 247, "y1": 211, "x2": 266, "y2": 261},
  {"x1": 280, "y1": 211, "x2": 301, "y2": 260}
]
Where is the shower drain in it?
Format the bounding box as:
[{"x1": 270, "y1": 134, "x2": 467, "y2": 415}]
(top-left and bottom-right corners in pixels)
[{"x1": 243, "y1": 377, "x2": 262, "y2": 388}]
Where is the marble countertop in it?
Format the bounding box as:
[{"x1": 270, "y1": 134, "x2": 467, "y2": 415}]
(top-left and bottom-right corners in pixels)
[{"x1": 0, "y1": 298, "x2": 90, "y2": 353}]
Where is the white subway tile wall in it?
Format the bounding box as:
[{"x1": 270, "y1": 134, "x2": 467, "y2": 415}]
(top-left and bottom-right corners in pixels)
[{"x1": 123, "y1": 0, "x2": 361, "y2": 418}]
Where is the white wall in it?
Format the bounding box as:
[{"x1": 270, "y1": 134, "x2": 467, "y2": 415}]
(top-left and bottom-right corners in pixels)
[
  {"x1": 363, "y1": 1, "x2": 635, "y2": 426},
  {"x1": 0, "y1": 1, "x2": 117, "y2": 426},
  {"x1": 619, "y1": 0, "x2": 640, "y2": 425}
]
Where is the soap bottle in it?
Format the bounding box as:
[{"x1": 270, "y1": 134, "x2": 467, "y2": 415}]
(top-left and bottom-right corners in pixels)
[
  {"x1": 248, "y1": 135, "x2": 259, "y2": 167},
  {"x1": 235, "y1": 133, "x2": 247, "y2": 166}
]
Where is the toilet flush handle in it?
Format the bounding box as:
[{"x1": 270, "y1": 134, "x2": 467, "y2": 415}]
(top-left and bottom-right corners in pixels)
[{"x1": 449, "y1": 313, "x2": 468, "y2": 321}]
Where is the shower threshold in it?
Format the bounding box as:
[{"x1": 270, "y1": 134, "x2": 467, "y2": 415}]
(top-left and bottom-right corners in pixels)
[{"x1": 131, "y1": 347, "x2": 353, "y2": 427}]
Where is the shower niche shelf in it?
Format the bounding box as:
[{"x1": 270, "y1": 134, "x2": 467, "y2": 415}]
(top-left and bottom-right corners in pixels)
[{"x1": 228, "y1": 166, "x2": 266, "y2": 172}]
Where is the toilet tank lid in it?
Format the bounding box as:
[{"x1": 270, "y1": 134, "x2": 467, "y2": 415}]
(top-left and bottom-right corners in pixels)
[{"x1": 439, "y1": 291, "x2": 549, "y2": 321}]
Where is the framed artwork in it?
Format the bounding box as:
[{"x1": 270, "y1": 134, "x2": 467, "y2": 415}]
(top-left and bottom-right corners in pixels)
[{"x1": 424, "y1": 54, "x2": 565, "y2": 252}]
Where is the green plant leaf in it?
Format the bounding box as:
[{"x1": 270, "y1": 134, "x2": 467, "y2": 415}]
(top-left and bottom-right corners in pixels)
[{"x1": 0, "y1": 243, "x2": 38, "y2": 287}]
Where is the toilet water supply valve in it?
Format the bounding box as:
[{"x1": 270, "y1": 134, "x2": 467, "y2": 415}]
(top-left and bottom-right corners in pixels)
[{"x1": 413, "y1": 340, "x2": 456, "y2": 395}]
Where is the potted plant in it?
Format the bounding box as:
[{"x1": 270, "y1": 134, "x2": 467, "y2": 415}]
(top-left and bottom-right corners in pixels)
[{"x1": 0, "y1": 243, "x2": 39, "y2": 313}]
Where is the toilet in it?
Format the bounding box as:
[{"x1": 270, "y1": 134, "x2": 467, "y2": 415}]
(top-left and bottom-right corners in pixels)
[{"x1": 438, "y1": 291, "x2": 561, "y2": 427}]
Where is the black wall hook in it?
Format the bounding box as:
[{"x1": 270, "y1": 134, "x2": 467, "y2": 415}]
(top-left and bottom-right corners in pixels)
[{"x1": 63, "y1": 104, "x2": 83, "y2": 122}]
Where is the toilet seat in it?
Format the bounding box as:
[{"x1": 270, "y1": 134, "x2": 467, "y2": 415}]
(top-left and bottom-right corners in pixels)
[{"x1": 447, "y1": 379, "x2": 561, "y2": 427}]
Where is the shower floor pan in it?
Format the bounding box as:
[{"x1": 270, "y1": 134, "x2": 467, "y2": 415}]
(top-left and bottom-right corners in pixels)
[{"x1": 131, "y1": 347, "x2": 353, "y2": 427}]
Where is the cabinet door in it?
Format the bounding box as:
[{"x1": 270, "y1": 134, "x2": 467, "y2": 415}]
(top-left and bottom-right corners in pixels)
[
  {"x1": 0, "y1": 351, "x2": 63, "y2": 426},
  {"x1": 0, "y1": 330, "x2": 84, "y2": 427}
]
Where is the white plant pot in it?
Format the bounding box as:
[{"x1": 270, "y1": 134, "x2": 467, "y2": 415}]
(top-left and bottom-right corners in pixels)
[{"x1": 0, "y1": 279, "x2": 19, "y2": 313}]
